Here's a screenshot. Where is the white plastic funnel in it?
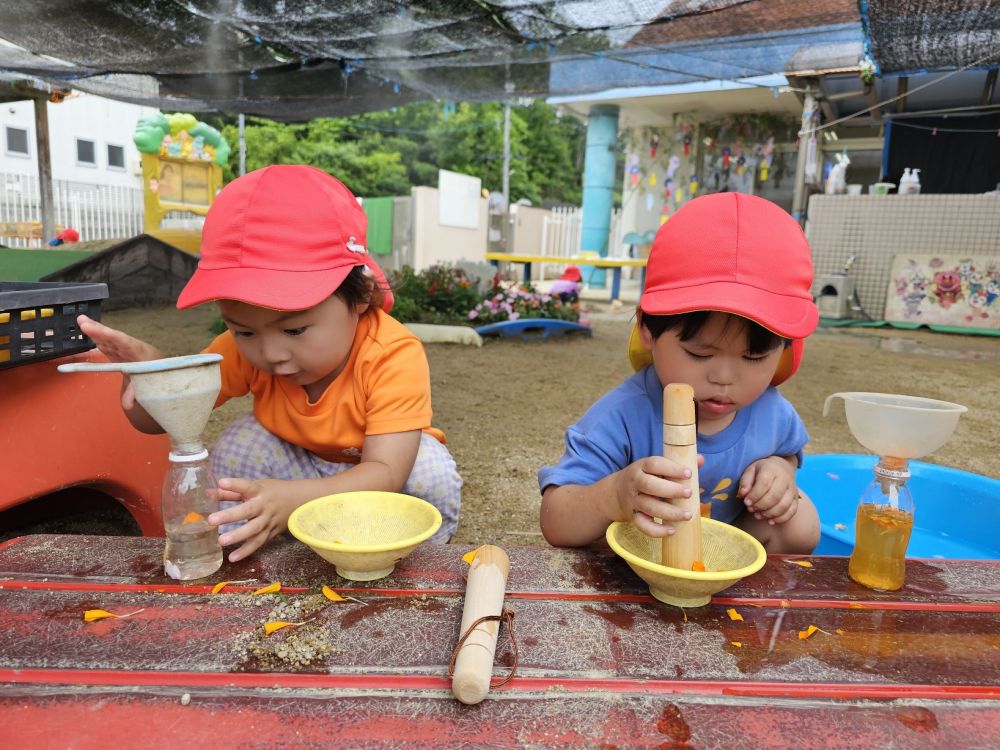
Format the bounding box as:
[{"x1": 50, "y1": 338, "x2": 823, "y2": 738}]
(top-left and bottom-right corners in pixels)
[
  {"x1": 59, "y1": 354, "x2": 222, "y2": 452},
  {"x1": 823, "y1": 392, "x2": 967, "y2": 459}
]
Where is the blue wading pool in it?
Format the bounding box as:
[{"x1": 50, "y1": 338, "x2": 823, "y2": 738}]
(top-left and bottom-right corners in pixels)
[{"x1": 799, "y1": 453, "x2": 1000, "y2": 560}]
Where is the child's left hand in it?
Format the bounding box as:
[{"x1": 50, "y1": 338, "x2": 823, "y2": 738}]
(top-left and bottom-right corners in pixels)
[
  {"x1": 738, "y1": 456, "x2": 799, "y2": 525},
  {"x1": 209, "y1": 478, "x2": 299, "y2": 563}
]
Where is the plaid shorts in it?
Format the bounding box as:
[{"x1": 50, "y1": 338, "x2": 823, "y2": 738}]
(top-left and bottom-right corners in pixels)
[{"x1": 210, "y1": 415, "x2": 462, "y2": 543}]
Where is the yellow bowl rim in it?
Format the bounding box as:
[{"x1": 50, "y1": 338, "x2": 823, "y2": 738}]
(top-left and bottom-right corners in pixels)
[
  {"x1": 606, "y1": 517, "x2": 767, "y2": 581},
  {"x1": 287, "y1": 491, "x2": 443, "y2": 553}
]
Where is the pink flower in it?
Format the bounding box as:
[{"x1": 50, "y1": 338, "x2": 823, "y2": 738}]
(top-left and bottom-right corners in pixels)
[
  {"x1": 468, "y1": 309, "x2": 479, "y2": 320},
  {"x1": 509, "y1": 312, "x2": 520, "y2": 320}
]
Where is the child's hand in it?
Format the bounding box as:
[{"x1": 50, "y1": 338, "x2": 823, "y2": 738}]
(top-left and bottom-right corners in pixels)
[
  {"x1": 739, "y1": 456, "x2": 798, "y2": 525},
  {"x1": 208, "y1": 477, "x2": 299, "y2": 563},
  {"x1": 76, "y1": 315, "x2": 164, "y2": 409},
  {"x1": 612, "y1": 455, "x2": 703, "y2": 538}
]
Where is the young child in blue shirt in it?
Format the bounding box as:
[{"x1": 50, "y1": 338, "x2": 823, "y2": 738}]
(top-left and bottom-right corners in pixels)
[{"x1": 539, "y1": 193, "x2": 820, "y2": 554}]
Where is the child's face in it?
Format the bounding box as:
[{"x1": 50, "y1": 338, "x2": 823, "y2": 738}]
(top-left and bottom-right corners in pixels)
[
  {"x1": 218, "y1": 293, "x2": 368, "y2": 400},
  {"x1": 639, "y1": 312, "x2": 782, "y2": 434}
]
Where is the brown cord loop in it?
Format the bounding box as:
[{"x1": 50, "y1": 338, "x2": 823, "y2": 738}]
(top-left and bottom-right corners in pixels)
[{"x1": 447, "y1": 609, "x2": 518, "y2": 688}]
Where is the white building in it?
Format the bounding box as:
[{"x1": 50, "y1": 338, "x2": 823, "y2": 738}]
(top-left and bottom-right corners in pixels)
[
  {"x1": 0, "y1": 90, "x2": 156, "y2": 245},
  {"x1": 1, "y1": 92, "x2": 155, "y2": 186}
]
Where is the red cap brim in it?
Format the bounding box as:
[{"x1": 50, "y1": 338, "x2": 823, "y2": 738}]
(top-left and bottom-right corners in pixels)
[
  {"x1": 639, "y1": 280, "x2": 819, "y2": 340},
  {"x1": 176, "y1": 266, "x2": 352, "y2": 310}
]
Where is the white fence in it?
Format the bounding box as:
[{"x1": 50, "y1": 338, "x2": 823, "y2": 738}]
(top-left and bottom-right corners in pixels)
[
  {"x1": 537, "y1": 206, "x2": 624, "y2": 280},
  {"x1": 0, "y1": 171, "x2": 144, "y2": 247}
]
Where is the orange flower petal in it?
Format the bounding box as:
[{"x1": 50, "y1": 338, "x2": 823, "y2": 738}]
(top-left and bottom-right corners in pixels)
[
  {"x1": 211, "y1": 579, "x2": 256, "y2": 594},
  {"x1": 834, "y1": 523, "x2": 848, "y2": 531},
  {"x1": 691, "y1": 561, "x2": 706, "y2": 572},
  {"x1": 252, "y1": 582, "x2": 282, "y2": 595},
  {"x1": 322, "y1": 585, "x2": 346, "y2": 602},
  {"x1": 462, "y1": 546, "x2": 485, "y2": 565},
  {"x1": 785, "y1": 560, "x2": 813, "y2": 568},
  {"x1": 798, "y1": 624, "x2": 831, "y2": 640},
  {"x1": 84, "y1": 608, "x2": 144, "y2": 622},
  {"x1": 726, "y1": 608, "x2": 744, "y2": 622},
  {"x1": 182, "y1": 512, "x2": 204, "y2": 524},
  {"x1": 836, "y1": 629, "x2": 846, "y2": 635},
  {"x1": 730, "y1": 641, "x2": 743, "y2": 648},
  {"x1": 263, "y1": 618, "x2": 314, "y2": 635},
  {"x1": 83, "y1": 609, "x2": 118, "y2": 622}
]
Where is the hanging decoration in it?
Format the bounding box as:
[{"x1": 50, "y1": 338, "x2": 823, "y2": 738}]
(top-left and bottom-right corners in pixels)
[
  {"x1": 649, "y1": 134, "x2": 660, "y2": 158},
  {"x1": 667, "y1": 155, "x2": 681, "y2": 181}
]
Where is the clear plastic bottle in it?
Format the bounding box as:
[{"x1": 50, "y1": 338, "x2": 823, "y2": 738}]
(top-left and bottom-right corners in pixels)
[
  {"x1": 161, "y1": 447, "x2": 223, "y2": 580},
  {"x1": 848, "y1": 456, "x2": 914, "y2": 591}
]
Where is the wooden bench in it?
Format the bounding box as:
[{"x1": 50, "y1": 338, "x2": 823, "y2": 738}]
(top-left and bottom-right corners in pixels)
[{"x1": 485, "y1": 252, "x2": 647, "y2": 302}]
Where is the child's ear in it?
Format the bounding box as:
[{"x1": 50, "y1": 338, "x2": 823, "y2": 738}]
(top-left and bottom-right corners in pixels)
[{"x1": 636, "y1": 309, "x2": 655, "y2": 349}]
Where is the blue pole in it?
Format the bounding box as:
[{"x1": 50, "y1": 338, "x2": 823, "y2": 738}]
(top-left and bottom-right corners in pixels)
[{"x1": 580, "y1": 105, "x2": 619, "y2": 288}]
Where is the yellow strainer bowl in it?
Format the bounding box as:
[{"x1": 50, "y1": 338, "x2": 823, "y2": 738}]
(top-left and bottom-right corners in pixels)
[
  {"x1": 607, "y1": 518, "x2": 766, "y2": 607},
  {"x1": 288, "y1": 491, "x2": 442, "y2": 581}
]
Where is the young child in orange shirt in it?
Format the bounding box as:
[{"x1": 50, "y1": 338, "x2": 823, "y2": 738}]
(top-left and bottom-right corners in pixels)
[{"x1": 80, "y1": 165, "x2": 462, "y2": 562}]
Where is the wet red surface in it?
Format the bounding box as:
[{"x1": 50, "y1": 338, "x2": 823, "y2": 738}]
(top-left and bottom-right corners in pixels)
[{"x1": 0, "y1": 535, "x2": 998, "y2": 748}]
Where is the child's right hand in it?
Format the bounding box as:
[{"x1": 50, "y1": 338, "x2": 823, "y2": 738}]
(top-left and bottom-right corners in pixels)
[
  {"x1": 611, "y1": 455, "x2": 703, "y2": 538},
  {"x1": 208, "y1": 477, "x2": 300, "y2": 563},
  {"x1": 77, "y1": 315, "x2": 164, "y2": 409}
]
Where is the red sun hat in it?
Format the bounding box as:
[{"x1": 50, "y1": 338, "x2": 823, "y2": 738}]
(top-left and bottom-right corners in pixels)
[
  {"x1": 559, "y1": 265, "x2": 582, "y2": 282},
  {"x1": 176, "y1": 165, "x2": 393, "y2": 312},
  {"x1": 639, "y1": 193, "x2": 818, "y2": 340}
]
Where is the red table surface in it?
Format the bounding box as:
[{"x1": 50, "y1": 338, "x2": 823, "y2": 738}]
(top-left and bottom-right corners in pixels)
[{"x1": 0, "y1": 534, "x2": 997, "y2": 749}]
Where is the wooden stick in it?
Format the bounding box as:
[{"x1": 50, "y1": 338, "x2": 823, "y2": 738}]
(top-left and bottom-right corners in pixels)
[
  {"x1": 451, "y1": 545, "x2": 511, "y2": 705},
  {"x1": 661, "y1": 383, "x2": 703, "y2": 570}
]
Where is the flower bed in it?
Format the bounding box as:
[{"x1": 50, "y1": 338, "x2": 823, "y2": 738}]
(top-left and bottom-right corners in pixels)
[{"x1": 387, "y1": 264, "x2": 579, "y2": 327}]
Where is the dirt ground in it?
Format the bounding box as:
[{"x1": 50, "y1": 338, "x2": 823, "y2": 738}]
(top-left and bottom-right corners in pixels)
[{"x1": 100, "y1": 302, "x2": 1000, "y2": 548}]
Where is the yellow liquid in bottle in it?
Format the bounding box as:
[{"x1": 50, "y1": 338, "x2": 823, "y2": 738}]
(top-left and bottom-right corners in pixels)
[{"x1": 848, "y1": 503, "x2": 914, "y2": 591}]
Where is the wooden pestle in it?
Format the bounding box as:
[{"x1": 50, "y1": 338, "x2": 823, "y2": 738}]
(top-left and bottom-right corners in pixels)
[
  {"x1": 451, "y1": 545, "x2": 511, "y2": 705},
  {"x1": 661, "y1": 383, "x2": 703, "y2": 570}
]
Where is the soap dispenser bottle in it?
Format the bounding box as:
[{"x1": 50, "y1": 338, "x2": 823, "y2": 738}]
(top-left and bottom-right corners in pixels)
[{"x1": 910, "y1": 169, "x2": 921, "y2": 194}]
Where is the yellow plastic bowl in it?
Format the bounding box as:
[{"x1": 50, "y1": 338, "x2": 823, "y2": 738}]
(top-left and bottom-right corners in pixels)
[
  {"x1": 288, "y1": 491, "x2": 442, "y2": 581},
  {"x1": 606, "y1": 518, "x2": 766, "y2": 607}
]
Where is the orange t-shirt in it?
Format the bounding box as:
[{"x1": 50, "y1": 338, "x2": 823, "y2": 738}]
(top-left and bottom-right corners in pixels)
[{"x1": 205, "y1": 308, "x2": 445, "y2": 463}]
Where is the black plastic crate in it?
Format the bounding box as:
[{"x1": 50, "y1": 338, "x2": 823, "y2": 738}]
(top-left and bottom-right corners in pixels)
[{"x1": 0, "y1": 281, "x2": 108, "y2": 369}]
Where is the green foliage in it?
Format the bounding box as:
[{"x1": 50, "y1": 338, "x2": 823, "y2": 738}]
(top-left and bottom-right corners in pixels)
[
  {"x1": 215, "y1": 99, "x2": 586, "y2": 204},
  {"x1": 387, "y1": 264, "x2": 484, "y2": 325}
]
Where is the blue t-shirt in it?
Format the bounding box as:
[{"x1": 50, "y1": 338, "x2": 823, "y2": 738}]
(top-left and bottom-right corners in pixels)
[{"x1": 537, "y1": 366, "x2": 809, "y2": 523}]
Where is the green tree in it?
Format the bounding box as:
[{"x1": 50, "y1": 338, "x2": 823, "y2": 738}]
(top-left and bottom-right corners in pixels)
[{"x1": 216, "y1": 99, "x2": 586, "y2": 204}]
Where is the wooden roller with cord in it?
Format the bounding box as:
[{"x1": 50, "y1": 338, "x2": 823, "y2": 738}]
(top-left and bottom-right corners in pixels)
[{"x1": 450, "y1": 545, "x2": 511, "y2": 705}]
